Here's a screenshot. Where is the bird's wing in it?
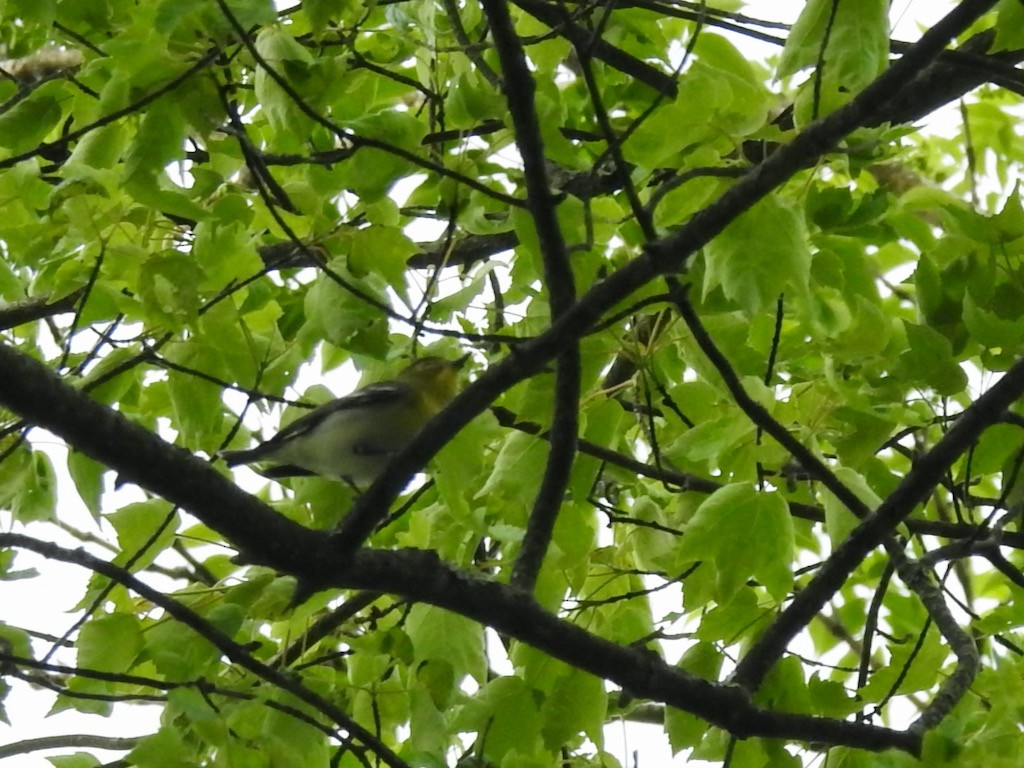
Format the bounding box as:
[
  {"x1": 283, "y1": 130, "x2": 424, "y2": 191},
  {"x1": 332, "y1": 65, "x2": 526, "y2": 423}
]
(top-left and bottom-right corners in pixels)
[
  {"x1": 265, "y1": 381, "x2": 411, "y2": 446},
  {"x1": 257, "y1": 464, "x2": 317, "y2": 478}
]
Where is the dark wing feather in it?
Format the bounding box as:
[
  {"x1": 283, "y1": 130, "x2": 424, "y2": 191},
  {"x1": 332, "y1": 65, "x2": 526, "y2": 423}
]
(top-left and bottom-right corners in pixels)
[
  {"x1": 258, "y1": 464, "x2": 317, "y2": 478},
  {"x1": 264, "y1": 382, "x2": 410, "y2": 446}
]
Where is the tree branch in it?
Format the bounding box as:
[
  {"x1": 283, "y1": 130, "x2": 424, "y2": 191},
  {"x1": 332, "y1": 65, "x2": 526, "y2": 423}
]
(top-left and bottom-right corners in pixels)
[
  {"x1": 480, "y1": 0, "x2": 580, "y2": 593},
  {"x1": 671, "y1": 289, "x2": 871, "y2": 518},
  {"x1": 647, "y1": 0, "x2": 1002, "y2": 271},
  {"x1": 0, "y1": 734, "x2": 143, "y2": 760},
  {"x1": 732, "y1": 353, "x2": 1024, "y2": 690},
  {"x1": 511, "y1": 0, "x2": 679, "y2": 97},
  {"x1": 0, "y1": 290, "x2": 82, "y2": 332}
]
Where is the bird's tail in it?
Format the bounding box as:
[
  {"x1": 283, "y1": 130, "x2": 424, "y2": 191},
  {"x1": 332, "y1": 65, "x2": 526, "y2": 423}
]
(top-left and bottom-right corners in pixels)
[{"x1": 218, "y1": 447, "x2": 265, "y2": 466}]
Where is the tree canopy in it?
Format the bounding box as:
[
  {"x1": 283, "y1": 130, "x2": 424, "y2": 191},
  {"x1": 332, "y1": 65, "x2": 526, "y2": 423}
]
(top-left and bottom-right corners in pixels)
[{"x1": 3, "y1": 0, "x2": 1024, "y2": 766}]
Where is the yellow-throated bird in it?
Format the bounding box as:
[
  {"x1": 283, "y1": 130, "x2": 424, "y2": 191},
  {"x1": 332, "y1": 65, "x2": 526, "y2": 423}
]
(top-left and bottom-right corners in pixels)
[{"x1": 220, "y1": 356, "x2": 466, "y2": 487}]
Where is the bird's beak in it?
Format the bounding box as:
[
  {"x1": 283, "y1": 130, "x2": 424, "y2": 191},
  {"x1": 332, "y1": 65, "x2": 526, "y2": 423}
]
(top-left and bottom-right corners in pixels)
[{"x1": 454, "y1": 353, "x2": 471, "y2": 369}]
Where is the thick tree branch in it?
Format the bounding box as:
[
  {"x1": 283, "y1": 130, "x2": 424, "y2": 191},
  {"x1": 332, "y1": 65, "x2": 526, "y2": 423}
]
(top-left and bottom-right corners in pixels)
[
  {"x1": 0, "y1": 291, "x2": 82, "y2": 332},
  {"x1": 0, "y1": 342, "x2": 325, "y2": 573},
  {"x1": 878, "y1": 30, "x2": 1024, "y2": 124},
  {"x1": 481, "y1": 0, "x2": 580, "y2": 593},
  {"x1": 0, "y1": 3, "x2": 1004, "y2": 750},
  {"x1": 322, "y1": 547, "x2": 919, "y2": 753}
]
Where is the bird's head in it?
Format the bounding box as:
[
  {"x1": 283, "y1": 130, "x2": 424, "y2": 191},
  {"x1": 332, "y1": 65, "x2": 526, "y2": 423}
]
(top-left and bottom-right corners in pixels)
[{"x1": 397, "y1": 355, "x2": 469, "y2": 410}]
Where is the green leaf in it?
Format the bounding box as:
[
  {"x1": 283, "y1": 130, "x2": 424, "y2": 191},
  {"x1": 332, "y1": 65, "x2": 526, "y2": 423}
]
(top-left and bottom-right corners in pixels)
[
  {"x1": 302, "y1": 261, "x2": 390, "y2": 355},
  {"x1": 540, "y1": 667, "x2": 607, "y2": 749},
  {"x1": 453, "y1": 677, "x2": 543, "y2": 762},
  {"x1": 808, "y1": 674, "x2": 859, "y2": 718},
  {"x1": 445, "y1": 70, "x2": 506, "y2": 128},
  {"x1": 621, "y1": 33, "x2": 772, "y2": 169},
  {"x1": 253, "y1": 26, "x2": 316, "y2": 140},
  {"x1": 191, "y1": 209, "x2": 261, "y2": 288},
  {"x1": 341, "y1": 111, "x2": 428, "y2": 200},
  {"x1": 107, "y1": 499, "x2": 179, "y2": 570},
  {"x1": 122, "y1": 99, "x2": 186, "y2": 183},
  {"x1": 66, "y1": 123, "x2": 127, "y2": 173},
  {"x1": 478, "y1": 431, "x2": 548, "y2": 508},
  {"x1": 0, "y1": 447, "x2": 57, "y2": 523},
  {"x1": 963, "y1": 291, "x2": 1024, "y2": 356},
  {"x1": 262, "y1": 692, "x2": 331, "y2": 768},
  {"x1": 859, "y1": 630, "x2": 947, "y2": 701},
  {"x1": 677, "y1": 483, "x2": 794, "y2": 602},
  {"x1": 167, "y1": 687, "x2": 230, "y2": 748},
  {"x1": 703, "y1": 194, "x2": 810, "y2": 314},
  {"x1": 302, "y1": 0, "x2": 335, "y2": 35},
  {"x1": 134, "y1": 251, "x2": 205, "y2": 326},
  {"x1": 624, "y1": 101, "x2": 709, "y2": 168},
  {"x1": 992, "y1": 186, "x2": 1024, "y2": 242},
  {"x1": 10, "y1": 0, "x2": 56, "y2": 25},
  {"x1": 690, "y1": 34, "x2": 772, "y2": 137},
  {"x1": 778, "y1": 0, "x2": 888, "y2": 89},
  {"x1": 665, "y1": 411, "x2": 756, "y2": 467},
  {"x1": 756, "y1": 656, "x2": 812, "y2": 714},
  {"x1": 66, "y1": 451, "x2": 106, "y2": 517},
  {"x1": 406, "y1": 604, "x2": 487, "y2": 684},
  {"x1": 146, "y1": 617, "x2": 220, "y2": 682},
  {"x1": 128, "y1": 727, "x2": 194, "y2": 768},
  {"x1": 0, "y1": 623, "x2": 33, "y2": 658},
  {"x1": 77, "y1": 613, "x2": 143, "y2": 673},
  {"x1": 821, "y1": 467, "x2": 882, "y2": 549},
  {"x1": 967, "y1": 424, "x2": 1024, "y2": 478},
  {"x1": 414, "y1": 658, "x2": 456, "y2": 712},
  {"x1": 166, "y1": 361, "x2": 225, "y2": 450},
  {"x1": 895, "y1": 322, "x2": 968, "y2": 396},
  {"x1": 994, "y1": 0, "x2": 1024, "y2": 52},
  {"x1": 624, "y1": 496, "x2": 685, "y2": 573},
  {"x1": 349, "y1": 225, "x2": 418, "y2": 287},
  {"x1": 0, "y1": 81, "x2": 64, "y2": 154},
  {"x1": 46, "y1": 754, "x2": 103, "y2": 768}
]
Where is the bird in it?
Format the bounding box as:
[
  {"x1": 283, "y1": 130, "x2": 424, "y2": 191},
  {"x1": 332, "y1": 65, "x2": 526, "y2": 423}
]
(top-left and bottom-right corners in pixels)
[{"x1": 219, "y1": 356, "x2": 467, "y2": 488}]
